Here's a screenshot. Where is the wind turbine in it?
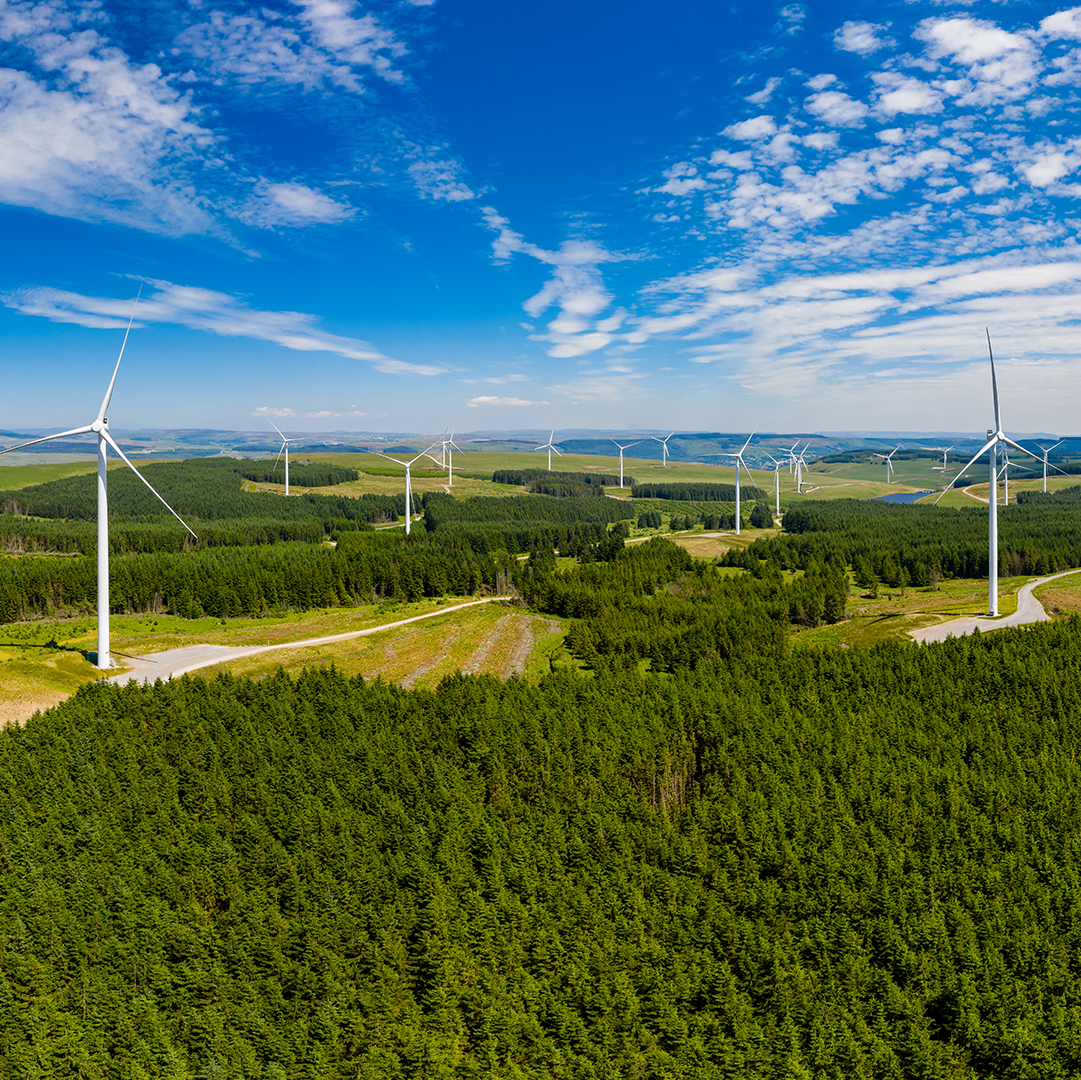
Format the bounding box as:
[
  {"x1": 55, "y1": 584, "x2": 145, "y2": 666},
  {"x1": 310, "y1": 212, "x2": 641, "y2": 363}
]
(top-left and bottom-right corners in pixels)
[
  {"x1": 611, "y1": 439, "x2": 642, "y2": 488},
  {"x1": 652, "y1": 432, "x2": 675, "y2": 467},
  {"x1": 795, "y1": 447, "x2": 809, "y2": 493},
  {"x1": 722, "y1": 430, "x2": 755, "y2": 535},
  {"x1": 787, "y1": 441, "x2": 801, "y2": 476},
  {"x1": 534, "y1": 430, "x2": 562, "y2": 471},
  {"x1": 377, "y1": 443, "x2": 440, "y2": 535},
  {"x1": 427, "y1": 429, "x2": 465, "y2": 488},
  {"x1": 0, "y1": 303, "x2": 196, "y2": 669},
  {"x1": 936, "y1": 330, "x2": 1047, "y2": 617},
  {"x1": 1037, "y1": 439, "x2": 1065, "y2": 493},
  {"x1": 268, "y1": 419, "x2": 297, "y2": 495},
  {"x1": 872, "y1": 444, "x2": 902, "y2": 483},
  {"x1": 934, "y1": 445, "x2": 954, "y2": 469},
  {"x1": 767, "y1": 454, "x2": 784, "y2": 516}
]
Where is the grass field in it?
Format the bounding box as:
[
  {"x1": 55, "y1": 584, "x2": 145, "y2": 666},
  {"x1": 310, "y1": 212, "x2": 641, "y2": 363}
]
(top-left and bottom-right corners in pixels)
[
  {"x1": 794, "y1": 574, "x2": 1028, "y2": 649},
  {"x1": 1033, "y1": 570, "x2": 1081, "y2": 616},
  {"x1": 0, "y1": 598, "x2": 570, "y2": 726},
  {"x1": 0, "y1": 458, "x2": 101, "y2": 491}
]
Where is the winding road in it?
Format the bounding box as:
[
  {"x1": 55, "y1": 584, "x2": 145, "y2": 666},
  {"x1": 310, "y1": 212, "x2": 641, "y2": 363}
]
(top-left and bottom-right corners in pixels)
[
  {"x1": 909, "y1": 570, "x2": 1080, "y2": 644},
  {"x1": 107, "y1": 597, "x2": 512, "y2": 686}
]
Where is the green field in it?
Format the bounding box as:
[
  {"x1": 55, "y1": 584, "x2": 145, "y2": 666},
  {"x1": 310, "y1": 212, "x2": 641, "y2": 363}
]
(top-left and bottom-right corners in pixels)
[{"x1": 0, "y1": 458, "x2": 100, "y2": 491}]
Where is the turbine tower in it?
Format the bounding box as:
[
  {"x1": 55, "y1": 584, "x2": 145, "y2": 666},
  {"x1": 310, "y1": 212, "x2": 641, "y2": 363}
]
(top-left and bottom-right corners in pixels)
[
  {"x1": 787, "y1": 441, "x2": 801, "y2": 476},
  {"x1": 722, "y1": 430, "x2": 755, "y2": 535},
  {"x1": 0, "y1": 304, "x2": 196, "y2": 669},
  {"x1": 377, "y1": 443, "x2": 439, "y2": 535},
  {"x1": 1037, "y1": 439, "x2": 1064, "y2": 493},
  {"x1": 932, "y1": 445, "x2": 954, "y2": 470},
  {"x1": 652, "y1": 432, "x2": 675, "y2": 467},
  {"x1": 534, "y1": 430, "x2": 562, "y2": 471},
  {"x1": 611, "y1": 439, "x2": 642, "y2": 488},
  {"x1": 937, "y1": 330, "x2": 1046, "y2": 616}
]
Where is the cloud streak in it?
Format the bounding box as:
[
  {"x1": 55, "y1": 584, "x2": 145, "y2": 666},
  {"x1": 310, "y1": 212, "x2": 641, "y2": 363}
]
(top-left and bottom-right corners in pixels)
[{"x1": 5, "y1": 279, "x2": 445, "y2": 376}]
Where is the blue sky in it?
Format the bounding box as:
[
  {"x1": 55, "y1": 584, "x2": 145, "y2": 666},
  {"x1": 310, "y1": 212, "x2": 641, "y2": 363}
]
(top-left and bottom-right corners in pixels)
[{"x1": 3, "y1": 0, "x2": 1081, "y2": 435}]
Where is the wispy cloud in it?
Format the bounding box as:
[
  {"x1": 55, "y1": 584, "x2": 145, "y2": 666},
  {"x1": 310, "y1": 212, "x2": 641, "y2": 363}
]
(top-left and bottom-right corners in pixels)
[
  {"x1": 253, "y1": 406, "x2": 371, "y2": 419},
  {"x1": 482, "y1": 207, "x2": 626, "y2": 357},
  {"x1": 5, "y1": 279, "x2": 445, "y2": 375},
  {"x1": 467, "y1": 396, "x2": 550, "y2": 408}
]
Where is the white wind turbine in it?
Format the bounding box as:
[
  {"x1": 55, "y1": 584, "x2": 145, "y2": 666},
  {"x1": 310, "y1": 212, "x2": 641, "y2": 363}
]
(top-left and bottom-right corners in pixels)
[
  {"x1": 787, "y1": 441, "x2": 801, "y2": 477},
  {"x1": 933, "y1": 445, "x2": 954, "y2": 470},
  {"x1": 427, "y1": 429, "x2": 465, "y2": 488},
  {"x1": 936, "y1": 330, "x2": 1047, "y2": 617},
  {"x1": 1037, "y1": 439, "x2": 1065, "y2": 493},
  {"x1": 534, "y1": 430, "x2": 562, "y2": 471},
  {"x1": 652, "y1": 432, "x2": 675, "y2": 467},
  {"x1": 767, "y1": 454, "x2": 783, "y2": 516},
  {"x1": 377, "y1": 442, "x2": 440, "y2": 535},
  {"x1": 795, "y1": 446, "x2": 809, "y2": 493},
  {"x1": 268, "y1": 419, "x2": 298, "y2": 495},
  {"x1": 0, "y1": 305, "x2": 196, "y2": 669},
  {"x1": 611, "y1": 439, "x2": 642, "y2": 488},
  {"x1": 872, "y1": 444, "x2": 902, "y2": 483},
  {"x1": 722, "y1": 430, "x2": 755, "y2": 535}
]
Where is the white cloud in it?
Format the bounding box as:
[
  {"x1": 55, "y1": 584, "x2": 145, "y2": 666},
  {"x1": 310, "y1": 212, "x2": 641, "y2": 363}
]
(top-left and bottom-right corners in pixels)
[
  {"x1": 872, "y1": 73, "x2": 944, "y2": 116},
  {"x1": 294, "y1": 0, "x2": 406, "y2": 85},
  {"x1": 746, "y1": 76, "x2": 782, "y2": 104},
  {"x1": 805, "y1": 90, "x2": 869, "y2": 127},
  {"x1": 1041, "y1": 7, "x2": 1081, "y2": 41},
  {"x1": 238, "y1": 181, "x2": 354, "y2": 227},
  {"x1": 482, "y1": 207, "x2": 624, "y2": 358},
  {"x1": 407, "y1": 158, "x2": 476, "y2": 202},
  {"x1": 657, "y1": 162, "x2": 708, "y2": 195},
  {"x1": 5, "y1": 279, "x2": 445, "y2": 376},
  {"x1": 466, "y1": 396, "x2": 550, "y2": 408},
  {"x1": 0, "y1": 2, "x2": 215, "y2": 233},
  {"x1": 723, "y1": 115, "x2": 778, "y2": 141},
  {"x1": 253, "y1": 406, "x2": 370, "y2": 419},
  {"x1": 175, "y1": 8, "x2": 400, "y2": 92},
  {"x1": 834, "y1": 21, "x2": 893, "y2": 56},
  {"x1": 775, "y1": 4, "x2": 806, "y2": 36},
  {"x1": 916, "y1": 17, "x2": 1040, "y2": 106}
]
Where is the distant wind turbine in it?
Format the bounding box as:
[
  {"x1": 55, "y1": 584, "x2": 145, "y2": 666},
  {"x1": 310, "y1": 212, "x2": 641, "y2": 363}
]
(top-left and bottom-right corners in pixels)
[
  {"x1": 936, "y1": 330, "x2": 1046, "y2": 616},
  {"x1": 1037, "y1": 439, "x2": 1065, "y2": 493},
  {"x1": 722, "y1": 430, "x2": 755, "y2": 535},
  {"x1": 377, "y1": 443, "x2": 440, "y2": 535},
  {"x1": 0, "y1": 301, "x2": 196, "y2": 669},
  {"x1": 534, "y1": 430, "x2": 562, "y2": 471},
  {"x1": 427, "y1": 429, "x2": 465, "y2": 488},
  {"x1": 611, "y1": 439, "x2": 642, "y2": 488},
  {"x1": 268, "y1": 419, "x2": 297, "y2": 495},
  {"x1": 933, "y1": 445, "x2": 954, "y2": 469},
  {"x1": 652, "y1": 432, "x2": 675, "y2": 467},
  {"x1": 787, "y1": 441, "x2": 801, "y2": 477},
  {"x1": 767, "y1": 454, "x2": 783, "y2": 517},
  {"x1": 872, "y1": 444, "x2": 902, "y2": 483}
]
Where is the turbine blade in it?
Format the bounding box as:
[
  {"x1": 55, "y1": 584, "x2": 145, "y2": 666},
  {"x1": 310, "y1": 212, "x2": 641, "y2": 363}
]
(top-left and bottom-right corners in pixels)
[
  {"x1": 739, "y1": 428, "x2": 757, "y2": 456},
  {"x1": 552, "y1": 446, "x2": 563, "y2": 456},
  {"x1": 932, "y1": 438, "x2": 997, "y2": 505},
  {"x1": 0, "y1": 425, "x2": 95, "y2": 456},
  {"x1": 274, "y1": 444, "x2": 284, "y2": 467},
  {"x1": 103, "y1": 431, "x2": 197, "y2": 538},
  {"x1": 986, "y1": 328, "x2": 1001, "y2": 432},
  {"x1": 267, "y1": 418, "x2": 287, "y2": 440},
  {"x1": 97, "y1": 291, "x2": 140, "y2": 422},
  {"x1": 1000, "y1": 435, "x2": 1044, "y2": 465},
  {"x1": 375, "y1": 452, "x2": 408, "y2": 467}
]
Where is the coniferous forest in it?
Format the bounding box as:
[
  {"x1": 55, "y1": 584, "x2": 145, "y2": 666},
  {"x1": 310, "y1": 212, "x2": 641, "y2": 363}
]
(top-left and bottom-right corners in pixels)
[{"x1": 5, "y1": 460, "x2": 1081, "y2": 1075}]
